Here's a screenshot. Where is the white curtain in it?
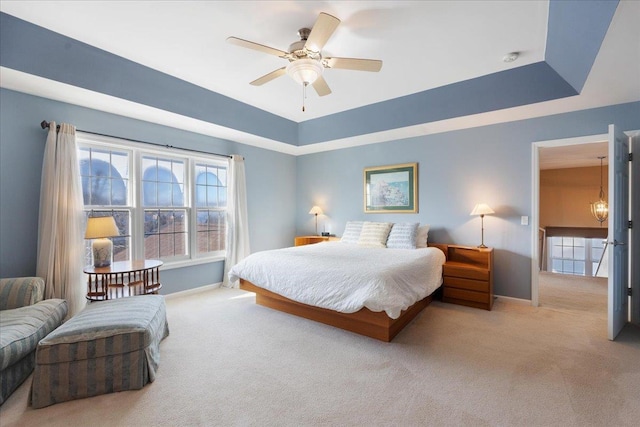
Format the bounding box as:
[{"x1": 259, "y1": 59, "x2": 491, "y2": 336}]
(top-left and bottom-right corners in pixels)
[
  {"x1": 36, "y1": 122, "x2": 86, "y2": 316},
  {"x1": 223, "y1": 154, "x2": 250, "y2": 288}
]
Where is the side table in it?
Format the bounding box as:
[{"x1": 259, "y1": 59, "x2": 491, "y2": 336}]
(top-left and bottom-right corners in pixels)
[
  {"x1": 294, "y1": 235, "x2": 340, "y2": 246},
  {"x1": 84, "y1": 259, "x2": 163, "y2": 301}
]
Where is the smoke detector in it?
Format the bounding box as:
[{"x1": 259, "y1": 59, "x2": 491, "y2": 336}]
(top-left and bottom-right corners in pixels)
[{"x1": 502, "y1": 52, "x2": 519, "y2": 63}]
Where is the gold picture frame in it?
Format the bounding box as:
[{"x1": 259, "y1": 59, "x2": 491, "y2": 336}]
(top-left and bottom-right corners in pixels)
[{"x1": 364, "y1": 163, "x2": 418, "y2": 213}]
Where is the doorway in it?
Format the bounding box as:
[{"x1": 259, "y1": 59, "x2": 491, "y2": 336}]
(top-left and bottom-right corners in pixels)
[
  {"x1": 532, "y1": 129, "x2": 639, "y2": 339},
  {"x1": 531, "y1": 133, "x2": 610, "y2": 308}
]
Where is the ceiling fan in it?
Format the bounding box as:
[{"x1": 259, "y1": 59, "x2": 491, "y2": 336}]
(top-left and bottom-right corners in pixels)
[{"x1": 227, "y1": 12, "x2": 382, "y2": 110}]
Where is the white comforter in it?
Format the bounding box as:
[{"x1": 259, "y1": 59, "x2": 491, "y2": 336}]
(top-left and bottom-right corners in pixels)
[{"x1": 228, "y1": 242, "x2": 446, "y2": 319}]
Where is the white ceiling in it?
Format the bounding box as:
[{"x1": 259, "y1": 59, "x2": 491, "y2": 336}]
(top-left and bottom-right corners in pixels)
[
  {"x1": 539, "y1": 142, "x2": 608, "y2": 170},
  {"x1": 0, "y1": 0, "x2": 549, "y2": 122},
  {"x1": 1, "y1": 0, "x2": 638, "y2": 154}
]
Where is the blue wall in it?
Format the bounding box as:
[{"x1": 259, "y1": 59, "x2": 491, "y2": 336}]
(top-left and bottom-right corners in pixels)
[
  {"x1": 0, "y1": 88, "x2": 297, "y2": 293},
  {"x1": 1, "y1": 87, "x2": 639, "y2": 299},
  {"x1": 296, "y1": 101, "x2": 640, "y2": 300}
]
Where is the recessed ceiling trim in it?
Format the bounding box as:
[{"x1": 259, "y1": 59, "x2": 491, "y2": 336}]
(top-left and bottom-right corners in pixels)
[{"x1": 0, "y1": 4, "x2": 619, "y2": 147}]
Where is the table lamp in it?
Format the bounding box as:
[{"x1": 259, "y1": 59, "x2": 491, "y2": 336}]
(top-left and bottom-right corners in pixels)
[
  {"x1": 470, "y1": 203, "x2": 494, "y2": 248},
  {"x1": 308, "y1": 206, "x2": 323, "y2": 235},
  {"x1": 85, "y1": 216, "x2": 120, "y2": 267}
]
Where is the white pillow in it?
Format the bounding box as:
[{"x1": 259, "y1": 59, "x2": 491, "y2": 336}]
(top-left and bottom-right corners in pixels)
[
  {"x1": 357, "y1": 222, "x2": 393, "y2": 248},
  {"x1": 341, "y1": 221, "x2": 364, "y2": 244},
  {"x1": 416, "y1": 225, "x2": 430, "y2": 248},
  {"x1": 387, "y1": 222, "x2": 419, "y2": 249}
]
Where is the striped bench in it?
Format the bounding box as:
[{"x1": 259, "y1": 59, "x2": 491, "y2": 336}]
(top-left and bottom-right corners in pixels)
[{"x1": 30, "y1": 295, "x2": 169, "y2": 408}]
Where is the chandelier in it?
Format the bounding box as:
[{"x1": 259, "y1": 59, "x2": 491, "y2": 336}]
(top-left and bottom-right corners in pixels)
[{"x1": 590, "y1": 156, "x2": 608, "y2": 226}]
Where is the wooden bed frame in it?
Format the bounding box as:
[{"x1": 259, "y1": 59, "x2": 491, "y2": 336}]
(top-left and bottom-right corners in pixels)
[{"x1": 239, "y1": 280, "x2": 436, "y2": 342}]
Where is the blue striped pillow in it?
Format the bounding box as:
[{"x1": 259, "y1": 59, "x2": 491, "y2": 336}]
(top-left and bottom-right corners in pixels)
[{"x1": 387, "y1": 222, "x2": 419, "y2": 249}]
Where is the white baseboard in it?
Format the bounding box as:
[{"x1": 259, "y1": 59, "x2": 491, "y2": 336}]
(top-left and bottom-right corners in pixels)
[
  {"x1": 495, "y1": 295, "x2": 532, "y2": 306},
  {"x1": 164, "y1": 283, "x2": 222, "y2": 300}
]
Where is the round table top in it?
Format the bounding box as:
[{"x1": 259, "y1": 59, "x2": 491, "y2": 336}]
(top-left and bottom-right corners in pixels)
[{"x1": 83, "y1": 259, "x2": 163, "y2": 274}]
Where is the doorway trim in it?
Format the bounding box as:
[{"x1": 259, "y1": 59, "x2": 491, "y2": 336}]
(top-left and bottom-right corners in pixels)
[{"x1": 530, "y1": 133, "x2": 608, "y2": 307}]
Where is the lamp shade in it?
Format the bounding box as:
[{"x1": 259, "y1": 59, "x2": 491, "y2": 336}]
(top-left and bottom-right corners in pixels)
[
  {"x1": 84, "y1": 216, "x2": 119, "y2": 239},
  {"x1": 309, "y1": 206, "x2": 323, "y2": 215},
  {"x1": 287, "y1": 59, "x2": 323, "y2": 85},
  {"x1": 470, "y1": 203, "x2": 495, "y2": 216}
]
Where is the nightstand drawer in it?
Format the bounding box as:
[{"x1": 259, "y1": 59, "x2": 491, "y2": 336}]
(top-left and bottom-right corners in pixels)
[
  {"x1": 443, "y1": 276, "x2": 489, "y2": 292},
  {"x1": 443, "y1": 288, "x2": 490, "y2": 304},
  {"x1": 443, "y1": 263, "x2": 489, "y2": 281}
]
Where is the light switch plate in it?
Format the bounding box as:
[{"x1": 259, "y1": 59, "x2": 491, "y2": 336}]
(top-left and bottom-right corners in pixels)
[{"x1": 521, "y1": 216, "x2": 529, "y2": 225}]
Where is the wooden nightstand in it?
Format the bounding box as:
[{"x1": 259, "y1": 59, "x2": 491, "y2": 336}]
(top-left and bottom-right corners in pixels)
[
  {"x1": 294, "y1": 235, "x2": 339, "y2": 246},
  {"x1": 438, "y1": 244, "x2": 494, "y2": 310}
]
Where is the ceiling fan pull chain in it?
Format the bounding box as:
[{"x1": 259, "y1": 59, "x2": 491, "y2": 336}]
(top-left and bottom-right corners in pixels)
[{"x1": 302, "y1": 82, "x2": 307, "y2": 112}]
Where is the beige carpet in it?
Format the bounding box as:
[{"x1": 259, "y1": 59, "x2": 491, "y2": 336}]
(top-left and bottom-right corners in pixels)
[
  {"x1": 538, "y1": 271, "x2": 608, "y2": 319},
  {"x1": 1, "y1": 284, "x2": 639, "y2": 426}
]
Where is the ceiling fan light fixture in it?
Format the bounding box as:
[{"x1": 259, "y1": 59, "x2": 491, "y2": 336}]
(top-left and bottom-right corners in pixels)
[{"x1": 286, "y1": 58, "x2": 323, "y2": 85}]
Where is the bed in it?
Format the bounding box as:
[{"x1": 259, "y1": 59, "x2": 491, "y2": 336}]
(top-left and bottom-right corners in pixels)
[{"x1": 228, "y1": 241, "x2": 446, "y2": 341}]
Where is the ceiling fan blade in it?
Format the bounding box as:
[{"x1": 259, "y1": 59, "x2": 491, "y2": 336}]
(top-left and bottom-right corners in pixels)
[
  {"x1": 325, "y1": 57, "x2": 383, "y2": 72},
  {"x1": 311, "y1": 76, "x2": 331, "y2": 97},
  {"x1": 250, "y1": 67, "x2": 287, "y2": 86},
  {"x1": 305, "y1": 12, "x2": 340, "y2": 52},
  {"x1": 227, "y1": 36, "x2": 288, "y2": 58}
]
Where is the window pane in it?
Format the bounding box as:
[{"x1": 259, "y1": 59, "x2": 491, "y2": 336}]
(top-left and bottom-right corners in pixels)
[
  {"x1": 111, "y1": 151, "x2": 129, "y2": 179},
  {"x1": 219, "y1": 187, "x2": 227, "y2": 208},
  {"x1": 172, "y1": 183, "x2": 184, "y2": 206},
  {"x1": 159, "y1": 211, "x2": 174, "y2": 233},
  {"x1": 92, "y1": 149, "x2": 111, "y2": 166},
  {"x1": 574, "y1": 261, "x2": 585, "y2": 275},
  {"x1": 592, "y1": 247, "x2": 603, "y2": 260},
  {"x1": 574, "y1": 237, "x2": 585, "y2": 247},
  {"x1": 157, "y1": 183, "x2": 172, "y2": 206},
  {"x1": 562, "y1": 237, "x2": 573, "y2": 246},
  {"x1": 172, "y1": 161, "x2": 184, "y2": 184},
  {"x1": 196, "y1": 185, "x2": 206, "y2": 207},
  {"x1": 143, "y1": 156, "x2": 185, "y2": 207},
  {"x1": 174, "y1": 210, "x2": 186, "y2": 233},
  {"x1": 142, "y1": 157, "x2": 157, "y2": 181},
  {"x1": 552, "y1": 245, "x2": 563, "y2": 258},
  {"x1": 111, "y1": 178, "x2": 127, "y2": 206},
  {"x1": 158, "y1": 159, "x2": 173, "y2": 181},
  {"x1": 217, "y1": 168, "x2": 227, "y2": 186},
  {"x1": 159, "y1": 233, "x2": 174, "y2": 258},
  {"x1": 143, "y1": 182, "x2": 157, "y2": 207},
  {"x1": 552, "y1": 259, "x2": 562, "y2": 273},
  {"x1": 563, "y1": 260, "x2": 573, "y2": 273},
  {"x1": 145, "y1": 234, "x2": 159, "y2": 259},
  {"x1": 562, "y1": 247, "x2": 573, "y2": 259},
  {"x1": 195, "y1": 210, "x2": 225, "y2": 254},
  {"x1": 574, "y1": 246, "x2": 585, "y2": 260},
  {"x1": 175, "y1": 233, "x2": 186, "y2": 255},
  {"x1": 145, "y1": 210, "x2": 159, "y2": 234},
  {"x1": 211, "y1": 187, "x2": 216, "y2": 207}
]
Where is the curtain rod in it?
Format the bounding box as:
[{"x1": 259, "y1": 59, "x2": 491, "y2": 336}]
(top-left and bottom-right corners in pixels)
[{"x1": 40, "y1": 120, "x2": 233, "y2": 159}]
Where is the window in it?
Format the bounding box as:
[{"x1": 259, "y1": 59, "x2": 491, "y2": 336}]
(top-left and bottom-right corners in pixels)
[
  {"x1": 547, "y1": 236, "x2": 606, "y2": 277},
  {"x1": 78, "y1": 133, "x2": 227, "y2": 268},
  {"x1": 142, "y1": 155, "x2": 187, "y2": 259},
  {"x1": 195, "y1": 163, "x2": 227, "y2": 253}
]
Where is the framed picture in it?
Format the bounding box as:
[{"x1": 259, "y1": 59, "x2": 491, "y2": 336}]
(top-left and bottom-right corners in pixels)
[{"x1": 364, "y1": 163, "x2": 418, "y2": 213}]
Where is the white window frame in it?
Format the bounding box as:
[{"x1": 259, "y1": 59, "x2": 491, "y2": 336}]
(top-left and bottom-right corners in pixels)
[
  {"x1": 546, "y1": 236, "x2": 605, "y2": 277},
  {"x1": 77, "y1": 132, "x2": 227, "y2": 270}
]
